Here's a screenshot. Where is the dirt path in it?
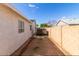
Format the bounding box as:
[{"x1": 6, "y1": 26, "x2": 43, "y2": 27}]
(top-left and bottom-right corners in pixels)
[{"x1": 21, "y1": 36, "x2": 65, "y2": 56}]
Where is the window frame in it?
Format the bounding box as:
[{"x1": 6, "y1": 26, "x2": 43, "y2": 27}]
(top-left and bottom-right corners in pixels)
[{"x1": 18, "y1": 20, "x2": 24, "y2": 33}]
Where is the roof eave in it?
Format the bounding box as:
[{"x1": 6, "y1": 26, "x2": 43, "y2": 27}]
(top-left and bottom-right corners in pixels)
[{"x1": 2, "y1": 3, "x2": 32, "y2": 24}]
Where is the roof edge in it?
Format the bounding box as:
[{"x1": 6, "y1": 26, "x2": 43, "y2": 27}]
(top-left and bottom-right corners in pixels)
[{"x1": 2, "y1": 3, "x2": 32, "y2": 24}]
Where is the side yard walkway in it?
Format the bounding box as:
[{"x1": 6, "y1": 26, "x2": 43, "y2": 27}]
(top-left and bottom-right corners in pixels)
[{"x1": 21, "y1": 36, "x2": 65, "y2": 56}]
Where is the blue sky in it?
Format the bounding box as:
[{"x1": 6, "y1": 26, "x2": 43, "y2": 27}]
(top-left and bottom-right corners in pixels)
[{"x1": 12, "y1": 3, "x2": 79, "y2": 24}]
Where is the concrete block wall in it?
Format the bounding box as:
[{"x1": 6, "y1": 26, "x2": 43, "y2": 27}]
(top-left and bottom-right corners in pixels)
[{"x1": 46, "y1": 25, "x2": 79, "y2": 55}]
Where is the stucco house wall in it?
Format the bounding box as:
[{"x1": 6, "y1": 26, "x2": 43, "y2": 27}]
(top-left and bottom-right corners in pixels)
[{"x1": 0, "y1": 4, "x2": 32, "y2": 55}]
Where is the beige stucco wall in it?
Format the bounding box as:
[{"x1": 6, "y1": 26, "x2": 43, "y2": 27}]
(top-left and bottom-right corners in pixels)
[
  {"x1": 0, "y1": 5, "x2": 32, "y2": 55},
  {"x1": 47, "y1": 27, "x2": 61, "y2": 47},
  {"x1": 46, "y1": 25, "x2": 79, "y2": 55},
  {"x1": 62, "y1": 26, "x2": 79, "y2": 55}
]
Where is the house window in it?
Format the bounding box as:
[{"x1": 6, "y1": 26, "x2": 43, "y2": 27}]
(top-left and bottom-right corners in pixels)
[
  {"x1": 30, "y1": 25, "x2": 32, "y2": 30},
  {"x1": 18, "y1": 20, "x2": 24, "y2": 33}
]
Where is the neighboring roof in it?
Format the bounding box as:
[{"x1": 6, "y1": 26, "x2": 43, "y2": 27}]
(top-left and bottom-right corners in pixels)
[
  {"x1": 56, "y1": 18, "x2": 79, "y2": 25},
  {"x1": 31, "y1": 20, "x2": 35, "y2": 22},
  {"x1": 2, "y1": 3, "x2": 32, "y2": 24},
  {"x1": 56, "y1": 20, "x2": 69, "y2": 25}
]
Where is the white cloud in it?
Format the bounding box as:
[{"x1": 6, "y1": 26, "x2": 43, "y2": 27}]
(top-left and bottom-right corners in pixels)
[
  {"x1": 28, "y1": 4, "x2": 36, "y2": 7},
  {"x1": 28, "y1": 4, "x2": 39, "y2": 8}
]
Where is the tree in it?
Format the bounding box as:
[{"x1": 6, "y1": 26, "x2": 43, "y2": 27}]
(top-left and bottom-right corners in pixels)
[{"x1": 40, "y1": 24, "x2": 49, "y2": 28}]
